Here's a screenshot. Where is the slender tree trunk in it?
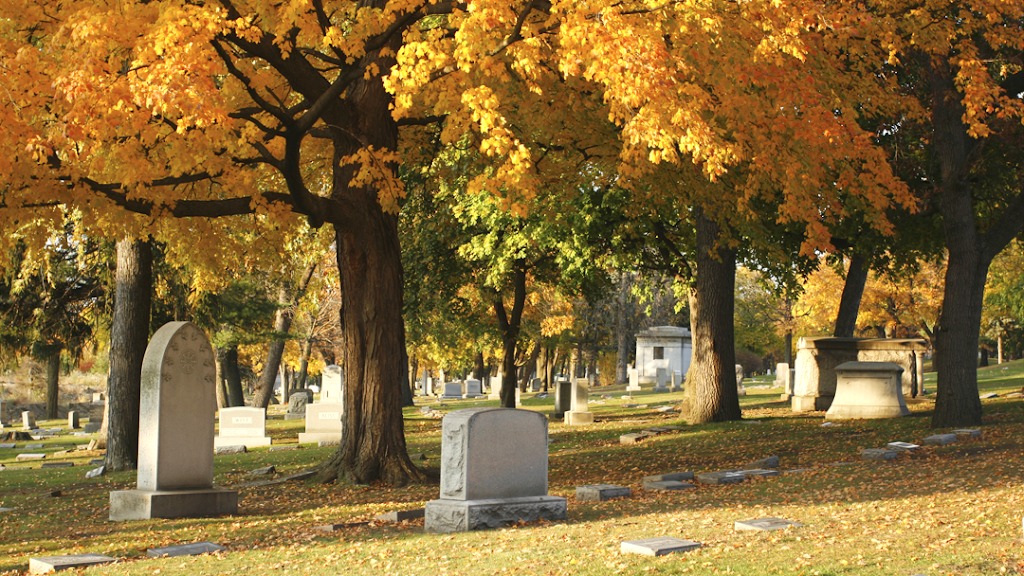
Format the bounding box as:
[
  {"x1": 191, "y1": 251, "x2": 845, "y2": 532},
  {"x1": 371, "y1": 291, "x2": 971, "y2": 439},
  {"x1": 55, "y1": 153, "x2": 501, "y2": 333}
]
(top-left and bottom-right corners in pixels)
[
  {"x1": 520, "y1": 342, "x2": 541, "y2": 391},
  {"x1": 105, "y1": 238, "x2": 152, "y2": 472},
  {"x1": 473, "y1": 352, "x2": 485, "y2": 381},
  {"x1": 44, "y1": 349, "x2": 61, "y2": 420},
  {"x1": 684, "y1": 208, "x2": 742, "y2": 423},
  {"x1": 215, "y1": 346, "x2": 229, "y2": 409},
  {"x1": 833, "y1": 252, "x2": 869, "y2": 337},
  {"x1": 296, "y1": 338, "x2": 314, "y2": 390},
  {"x1": 221, "y1": 344, "x2": 245, "y2": 407},
  {"x1": 252, "y1": 263, "x2": 316, "y2": 407},
  {"x1": 400, "y1": 346, "x2": 414, "y2": 407},
  {"x1": 495, "y1": 259, "x2": 527, "y2": 408}
]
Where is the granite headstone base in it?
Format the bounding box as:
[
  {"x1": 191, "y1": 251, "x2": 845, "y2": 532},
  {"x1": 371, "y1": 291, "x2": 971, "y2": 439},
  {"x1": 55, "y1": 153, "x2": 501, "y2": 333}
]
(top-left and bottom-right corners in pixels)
[
  {"x1": 109, "y1": 488, "x2": 238, "y2": 521},
  {"x1": 791, "y1": 394, "x2": 832, "y2": 412},
  {"x1": 424, "y1": 495, "x2": 567, "y2": 533},
  {"x1": 297, "y1": 432, "x2": 343, "y2": 444}
]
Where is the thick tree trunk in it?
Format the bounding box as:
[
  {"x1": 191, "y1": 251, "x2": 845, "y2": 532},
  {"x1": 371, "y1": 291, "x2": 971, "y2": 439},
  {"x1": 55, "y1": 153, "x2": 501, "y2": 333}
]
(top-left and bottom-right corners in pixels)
[
  {"x1": 45, "y1": 349, "x2": 61, "y2": 420},
  {"x1": 252, "y1": 263, "x2": 316, "y2": 408},
  {"x1": 317, "y1": 213, "x2": 424, "y2": 485},
  {"x1": 473, "y1": 352, "x2": 485, "y2": 381},
  {"x1": 495, "y1": 259, "x2": 527, "y2": 408},
  {"x1": 684, "y1": 208, "x2": 742, "y2": 423},
  {"x1": 833, "y1": 252, "x2": 869, "y2": 337},
  {"x1": 105, "y1": 238, "x2": 152, "y2": 472}
]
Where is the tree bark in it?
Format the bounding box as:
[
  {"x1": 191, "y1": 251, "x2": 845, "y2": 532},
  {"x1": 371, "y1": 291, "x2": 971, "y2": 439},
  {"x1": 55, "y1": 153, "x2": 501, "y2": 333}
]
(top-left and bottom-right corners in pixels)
[
  {"x1": 219, "y1": 344, "x2": 245, "y2": 407},
  {"x1": 295, "y1": 337, "x2": 314, "y2": 390},
  {"x1": 833, "y1": 252, "x2": 869, "y2": 337},
  {"x1": 684, "y1": 208, "x2": 742, "y2": 423},
  {"x1": 495, "y1": 259, "x2": 528, "y2": 408},
  {"x1": 105, "y1": 238, "x2": 152, "y2": 472},
  {"x1": 45, "y1": 349, "x2": 61, "y2": 420},
  {"x1": 400, "y1": 346, "x2": 414, "y2": 407},
  {"x1": 215, "y1": 347, "x2": 229, "y2": 409},
  {"x1": 252, "y1": 263, "x2": 317, "y2": 408},
  {"x1": 519, "y1": 342, "x2": 541, "y2": 391}
]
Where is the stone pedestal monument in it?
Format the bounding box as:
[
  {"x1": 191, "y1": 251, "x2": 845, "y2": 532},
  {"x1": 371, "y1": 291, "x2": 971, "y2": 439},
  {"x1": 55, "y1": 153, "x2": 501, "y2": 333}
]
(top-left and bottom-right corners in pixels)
[
  {"x1": 425, "y1": 408, "x2": 567, "y2": 532},
  {"x1": 109, "y1": 322, "x2": 237, "y2": 521},
  {"x1": 825, "y1": 361, "x2": 910, "y2": 419},
  {"x1": 565, "y1": 378, "x2": 594, "y2": 425}
]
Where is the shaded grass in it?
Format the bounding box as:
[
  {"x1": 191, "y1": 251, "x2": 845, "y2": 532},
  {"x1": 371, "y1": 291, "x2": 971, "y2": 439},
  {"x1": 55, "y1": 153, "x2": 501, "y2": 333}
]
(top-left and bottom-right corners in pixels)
[{"x1": 2, "y1": 361, "x2": 1024, "y2": 575}]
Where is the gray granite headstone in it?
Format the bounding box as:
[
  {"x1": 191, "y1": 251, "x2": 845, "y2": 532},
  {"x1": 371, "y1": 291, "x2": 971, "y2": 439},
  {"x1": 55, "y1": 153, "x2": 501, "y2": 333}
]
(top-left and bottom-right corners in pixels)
[
  {"x1": 285, "y1": 394, "x2": 308, "y2": 420},
  {"x1": 576, "y1": 484, "x2": 631, "y2": 501},
  {"x1": 147, "y1": 541, "x2": 226, "y2": 558},
  {"x1": 108, "y1": 321, "x2": 237, "y2": 521},
  {"x1": 861, "y1": 449, "x2": 898, "y2": 461},
  {"x1": 734, "y1": 517, "x2": 804, "y2": 531},
  {"x1": 922, "y1": 433, "x2": 957, "y2": 446},
  {"x1": 463, "y1": 379, "x2": 484, "y2": 399},
  {"x1": 28, "y1": 553, "x2": 115, "y2": 574},
  {"x1": 643, "y1": 480, "x2": 695, "y2": 491},
  {"x1": 86, "y1": 466, "x2": 105, "y2": 479},
  {"x1": 67, "y1": 412, "x2": 80, "y2": 430},
  {"x1": 424, "y1": 408, "x2": 566, "y2": 532},
  {"x1": 553, "y1": 380, "x2": 572, "y2": 417},
  {"x1": 621, "y1": 537, "x2": 701, "y2": 556}
]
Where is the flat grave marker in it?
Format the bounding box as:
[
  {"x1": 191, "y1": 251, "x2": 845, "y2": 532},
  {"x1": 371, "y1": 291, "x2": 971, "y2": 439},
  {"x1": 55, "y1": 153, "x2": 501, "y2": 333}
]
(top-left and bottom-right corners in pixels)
[
  {"x1": 642, "y1": 472, "x2": 694, "y2": 482},
  {"x1": 28, "y1": 553, "x2": 115, "y2": 574},
  {"x1": 696, "y1": 471, "x2": 746, "y2": 485},
  {"x1": 16, "y1": 453, "x2": 45, "y2": 461},
  {"x1": 147, "y1": 541, "x2": 226, "y2": 558},
  {"x1": 643, "y1": 480, "x2": 695, "y2": 491},
  {"x1": 887, "y1": 441, "x2": 919, "y2": 452},
  {"x1": 374, "y1": 509, "x2": 425, "y2": 522},
  {"x1": 734, "y1": 517, "x2": 804, "y2": 532},
  {"x1": 922, "y1": 433, "x2": 957, "y2": 446},
  {"x1": 862, "y1": 449, "x2": 898, "y2": 462},
  {"x1": 621, "y1": 537, "x2": 701, "y2": 557},
  {"x1": 953, "y1": 429, "x2": 982, "y2": 439},
  {"x1": 576, "y1": 485, "x2": 631, "y2": 501}
]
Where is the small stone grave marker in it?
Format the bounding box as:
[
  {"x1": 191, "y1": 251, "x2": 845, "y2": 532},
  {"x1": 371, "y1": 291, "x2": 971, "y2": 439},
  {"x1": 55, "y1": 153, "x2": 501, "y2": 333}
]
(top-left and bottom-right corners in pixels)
[
  {"x1": 0, "y1": 443, "x2": 15, "y2": 449},
  {"x1": 620, "y1": 433, "x2": 647, "y2": 445},
  {"x1": 0, "y1": 507, "x2": 12, "y2": 513},
  {"x1": 298, "y1": 403, "x2": 344, "y2": 444},
  {"x1": 576, "y1": 484, "x2": 631, "y2": 501},
  {"x1": 147, "y1": 541, "x2": 226, "y2": 558},
  {"x1": 643, "y1": 472, "x2": 694, "y2": 482},
  {"x1": 374, "y1": 509, "x2": 425, "y2": 522},
  {"x1": 696, "y1": 471, "x2": 745, "y2": 485},
  {"x1": 409, "y1": 453, "x2": 426, "y2": 461},
  {"x1": 886, "y1": 442, "x2": 919, "y2": 452},
  {"x1": 743, "y1": 456, "x2": 779, "y2": 469},
  {"x1": 68, "y1": 412, "x2": 80, "y2": 429},
  {"x1": 28, "y1": 553, "x2": 115, "y2": 574},
  {"x1": 86, "y1": 466, "x2": 105, "y2": 479},
  {"x1": 643, "y1": 480, "x2": 695, "y2": 491},
  {"x1": 40, "y1": 462, "x2": 73, "y2": 468},
  {"x1": 861, "y1": 449, "x2": 898, "y2": 462},
  {"x1": 215, "y1": 445, "x2": 247, "y2": 455},
  {"x1": 742, "y1": 469, "x2": 779, "y2": 478},
  {"x1": 248, "y1": 465, "x2": 276, "y2": 476},
  {"x1": 215, "y1": 407, "x2": 271, "y2": 449},
  {"x1": 980, "y1": 392, "x2": 999, "y2": 399},
  {"x1": 922, "y1": 433, "x2": 957, "y2": 446},
  {"x1": 734, "y1": 517, "x2": 804, "y2": 531},
  {"x1": 953, "y1": 429, "x2": 981, "y2": 439},
  {"x1": 621, "y1": 537, "x2": 701, "y2": 556},
  {"x1": 25, "y1": 443, "x2": 44, "y2": 449},
  {"x1": 16, "y1": 453, "x2": 45, "y2": 461}
]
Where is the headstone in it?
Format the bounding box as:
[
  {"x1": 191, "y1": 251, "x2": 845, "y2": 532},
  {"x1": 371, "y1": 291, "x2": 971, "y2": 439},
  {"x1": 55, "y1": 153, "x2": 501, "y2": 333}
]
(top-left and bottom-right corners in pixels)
[
  {"x1": 0, "y1": 443, "x2": 15, "y2": 449},
  {"x1": 374, "y1": 509, "x2": 425, "y2": 522},
  {"x1": 41, "y1": 461, "x2": 73, "y2": 468},
  {"x1": 529, "y1": 378, "x2": 542, "y2": 392},
  {"x1": 980, "y1": 392, "x2": 999, "y2": 399},
  {"x1": 22, "y1": 411, "x2": 36, "y2": 430},
  {"x1": 249, "y1": 465, "x2": 276, "y2": 476},
  {"x1": 285, "y1": 393, "x2": 308, "y2": 420},
  {"x1": 620, "y1": 433, "x2": 647, "y2": 445},
  {"x1": 626, "y1": 367, "x2": 641, "y2": 393},
  {"x1": 922, "y1": 433, "x2": 957, "y2": 446},
  {"x1": 109, "y1": 321, "x2": 238, "y2": 521},
  {"x1": 643, "y1": 472, "x2": 694, "y2": 482},
  {"x1": 576, "y1": 484, "x2": 631, "y2": 501},
  {"x1": 953, "y1": 429, "x2": 981, "y2": 439},
  {"x1": 215, "y1": 445, "x2": 245, "y2": 455},
  {"x1": 424, "y1": 408, "x2": 567, "y2": 532},
  {"x1": 488, "y1": 376, "x2": 501, "y2": 400},
  {"x1": 734, "y1": 517, "x2": 803, "y2": 531},
  {"x1": 463, "y1": 379, "x2": 484, "y2": 399},
  {"x1": 67, "y1": 412, "x2": 80, "y2": 430},
  {"x1": 16, "y1": 453, "x2": 46, "y2": 461},
  {"x1": 147, "y1": 541, "x2": 227, "y2": 558},
  {"x1": 671, "y1": 371, "x2": 682, "y2": 392},
  {"x1": 87, "y1": 403, "x2": 104, "y2": 424},
  {"x1": 86, "y1": 466, "x2": 105, "y2": 479},
  {"x1": 553, "y1": 380, "x2": 572, "y2": 417},
  {"x1": 564, "y1": 379, "x2": 594, "y2": 425},
  {"x1": 92, "y1": 392, "x2": 105, "y2": 403},
  {"x1": 423, "y1": 376, "x2": 435, "y2": 397},
  {"x1": 777, "y1": 362, "x2": 792, "y2": 400},
  {"x1": 825, "y1": 361, "x2": 910, "y2": 419},
  {"x1": 861, "y1": 448, "x2": 897, "y2": 462},
  {"x1": 886, "y1": 441, "x2": 919, "y2": 452},
  {"x1": 28, "y1": 554, "x2": 115, "y2": 574},
  {"x1": 297, "y1": 403, "x2": 344, "y2": 444},
  {"x1": 441, "y1": 382, "x2": 463, "y2": 400},
  {"x1": 643, "y1": 480, "x2": 695, "y2": 491},
  {"x1": 214, "y1": 407, "x2": 271, "y2": 449},
  {"x1": 743, "y1": 456, "x2": 780, "y2": 470},
  {"x1": 653, "y1": 367, "x2": 670, "y2": 393},
  {"x1": 621, "y1": 537, "x2": 701, "y2": 556},
  {"x1": 695, "y1": 471, "x2": 746, "y2": 485},
  {"x1": 321, "y1": 365, "x2": 344, "y2": 403},
  {"x1": 735, "y1": 364, "x2": 746, "y2": 396}
]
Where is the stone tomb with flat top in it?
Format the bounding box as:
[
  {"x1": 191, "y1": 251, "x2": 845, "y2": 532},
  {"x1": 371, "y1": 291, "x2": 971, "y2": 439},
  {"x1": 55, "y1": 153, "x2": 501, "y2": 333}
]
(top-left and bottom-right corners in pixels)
[
  {"x1": 425, "y1": 408, "x2": 566, "y2": 532},
  {"x1": 109, "y1": 321, "x2": 237, "y2": 521}
]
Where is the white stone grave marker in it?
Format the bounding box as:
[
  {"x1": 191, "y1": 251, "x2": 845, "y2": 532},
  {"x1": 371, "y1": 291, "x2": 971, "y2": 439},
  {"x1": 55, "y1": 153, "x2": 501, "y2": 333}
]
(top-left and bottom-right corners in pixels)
[{"x1": 214, "y1": 407, "x2": 271, "y2": 448}]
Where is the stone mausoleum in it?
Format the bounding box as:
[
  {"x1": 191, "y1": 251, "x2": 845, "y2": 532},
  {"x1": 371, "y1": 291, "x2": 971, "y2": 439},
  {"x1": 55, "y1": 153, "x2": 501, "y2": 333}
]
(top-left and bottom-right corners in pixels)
[{"x1": 635, "y1": 326, "x2": 692, "y2": 384}]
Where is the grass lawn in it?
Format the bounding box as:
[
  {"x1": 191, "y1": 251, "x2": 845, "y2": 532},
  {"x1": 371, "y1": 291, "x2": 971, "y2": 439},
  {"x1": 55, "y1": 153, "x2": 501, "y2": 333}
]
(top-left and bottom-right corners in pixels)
[{"x1": 2, "y1": 361, "x2": 1024, "y2": 575}]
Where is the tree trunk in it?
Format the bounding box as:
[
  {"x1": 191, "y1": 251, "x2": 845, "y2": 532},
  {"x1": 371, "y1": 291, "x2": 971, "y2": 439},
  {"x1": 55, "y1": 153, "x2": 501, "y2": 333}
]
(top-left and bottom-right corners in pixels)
[
  {"x1": 495, "y1": 259, "x2": 527, "y2": 408},
  {"x1": 473, "y1": 352, "x2": 485, "y2": 381},
  {"x1": 833, "y1": 252, "x2": 869, "y2": 337},
  {"x1": 316, "y1": 212, "x2": 424, "y2": 485},
  {"x1": 979, "y1": 347, "x2": 989, "y2": 367},
  {"x1": 45, "y1": 349, "x2": 61, "y2": 420},
  {"x1": 221, "y1": 344, "x2": 245, "y2": 407},
  {"x1": 296, "y1": 338, "x2": 314, "y2": 390},
  {"x1": 684, "y1": 208, "x2": 742, "y2": 423},
  {"x1": 215, "y1": 347, "x2": 229, "y2": 409},
  {"x1": 252, "y1": 263, "x2": 316, "y2": 408},
  {"x1": 400, "y1": 346, "x2": 413, "y2": 407},
  {"x1": 105, "y1": 238, "x2": 152, "y2": 472},
  {"x1": 519, "y1": 342, "x2": 542, "y2": 391}
]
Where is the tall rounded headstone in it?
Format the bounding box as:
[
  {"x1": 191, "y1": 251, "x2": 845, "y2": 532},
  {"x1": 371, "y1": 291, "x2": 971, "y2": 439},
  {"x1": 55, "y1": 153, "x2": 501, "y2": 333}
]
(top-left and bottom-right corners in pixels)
[{"x1": 109, "y1": 322, "x2": 237, "y2": 520}]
